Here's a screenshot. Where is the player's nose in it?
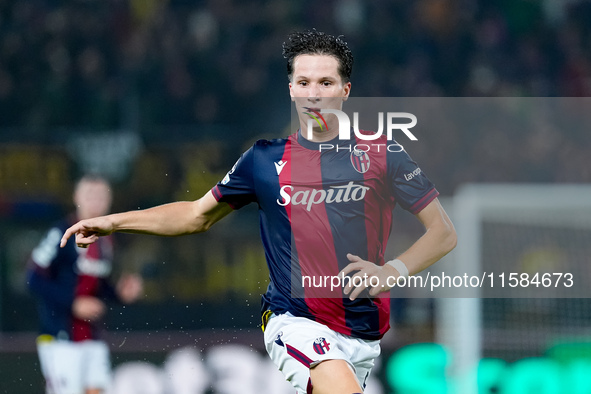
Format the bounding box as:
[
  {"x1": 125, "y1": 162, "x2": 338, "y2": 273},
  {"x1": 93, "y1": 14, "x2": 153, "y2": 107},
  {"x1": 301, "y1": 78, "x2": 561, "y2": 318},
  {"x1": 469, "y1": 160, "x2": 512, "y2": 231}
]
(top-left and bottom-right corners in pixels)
[{"x1": 307, "y1": 84, "x2": 320, "y2": 99}]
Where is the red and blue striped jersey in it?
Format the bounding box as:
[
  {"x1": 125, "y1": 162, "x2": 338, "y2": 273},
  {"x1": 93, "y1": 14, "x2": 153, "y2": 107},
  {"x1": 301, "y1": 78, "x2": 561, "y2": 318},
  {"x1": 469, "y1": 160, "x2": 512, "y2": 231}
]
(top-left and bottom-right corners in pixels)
[
  {"x1": 27, "y1": 217, "x2": 119, "y2": 341},
  {"x1": 212, "y1": 130, "x2": 438, "y2": 340}
]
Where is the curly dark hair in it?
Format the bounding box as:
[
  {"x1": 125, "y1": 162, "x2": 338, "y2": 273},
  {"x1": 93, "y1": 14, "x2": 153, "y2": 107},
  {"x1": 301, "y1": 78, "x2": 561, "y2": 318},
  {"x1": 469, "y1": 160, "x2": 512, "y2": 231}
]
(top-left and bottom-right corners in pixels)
[{"x1": 282, "y1": 29, "x2": 354, "y2": 83}]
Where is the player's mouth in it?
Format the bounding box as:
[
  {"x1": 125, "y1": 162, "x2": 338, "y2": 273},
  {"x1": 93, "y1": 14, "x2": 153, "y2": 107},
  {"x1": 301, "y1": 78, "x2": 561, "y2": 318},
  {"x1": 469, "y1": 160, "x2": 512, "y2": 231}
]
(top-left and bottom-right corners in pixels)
[{"x1": 304, "y1": 107, "x2": 321, "y2": 113}]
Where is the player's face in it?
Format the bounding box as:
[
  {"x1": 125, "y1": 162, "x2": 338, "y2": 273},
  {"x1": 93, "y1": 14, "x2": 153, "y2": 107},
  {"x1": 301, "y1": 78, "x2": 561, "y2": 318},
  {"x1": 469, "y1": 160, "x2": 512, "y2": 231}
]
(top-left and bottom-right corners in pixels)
[
  {"x1": 73, "y1": 180, "x2": 112, "y2": 220},
  {"x1": 289, "y1": 54, "x2": 351, "y2": 138}
]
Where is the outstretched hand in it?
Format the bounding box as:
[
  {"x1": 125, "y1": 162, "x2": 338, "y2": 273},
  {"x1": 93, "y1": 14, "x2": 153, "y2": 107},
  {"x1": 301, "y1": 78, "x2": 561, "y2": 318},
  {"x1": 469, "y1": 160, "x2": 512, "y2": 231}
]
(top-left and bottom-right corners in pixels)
[
  {"x1": 60, "y1": 216, "x2": 114, "y2": 248},
  {"x1": 339, "y1": 253, "x2": 399, "y2": 301}
]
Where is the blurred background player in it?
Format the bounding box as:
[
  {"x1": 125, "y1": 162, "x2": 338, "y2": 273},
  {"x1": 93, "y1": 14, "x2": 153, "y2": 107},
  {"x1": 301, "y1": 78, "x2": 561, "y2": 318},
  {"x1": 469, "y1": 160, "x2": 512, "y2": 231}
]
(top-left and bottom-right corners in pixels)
[{"x1": 27, "y1": 175, "x2": 143, "y2": 394}]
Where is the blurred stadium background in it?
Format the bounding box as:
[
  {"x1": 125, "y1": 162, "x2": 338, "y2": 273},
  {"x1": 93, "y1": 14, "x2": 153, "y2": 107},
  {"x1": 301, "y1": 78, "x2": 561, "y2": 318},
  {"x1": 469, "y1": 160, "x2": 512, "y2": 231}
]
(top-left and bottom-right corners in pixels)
[{"x1": 1, "y1": 0, "x2": 591, "y2": 393}]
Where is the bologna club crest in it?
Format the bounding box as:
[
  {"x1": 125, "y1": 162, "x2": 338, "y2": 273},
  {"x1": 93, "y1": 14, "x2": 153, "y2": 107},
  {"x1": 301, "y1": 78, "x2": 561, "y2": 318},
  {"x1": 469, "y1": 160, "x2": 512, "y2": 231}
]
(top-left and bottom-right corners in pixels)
[
  {"x1": 313, "y1": 337, "x2": 331, "y2": 355},
  {"x1": 351, "y1": 150, "x2": 370, "y2": 174}
]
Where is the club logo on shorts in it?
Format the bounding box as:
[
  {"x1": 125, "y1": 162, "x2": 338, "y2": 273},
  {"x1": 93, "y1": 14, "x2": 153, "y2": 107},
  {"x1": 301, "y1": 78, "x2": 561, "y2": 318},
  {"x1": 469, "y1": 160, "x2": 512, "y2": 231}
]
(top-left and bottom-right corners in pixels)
[
  {"x1": 313, "y1": 337, "x2": 331, "y2": 355},
  {"x1": 275, "y1": 332, "x2": 284, "y2": 347},
  {"x1": 351, "y1": 150, "x2": 370, "y2": 174}
]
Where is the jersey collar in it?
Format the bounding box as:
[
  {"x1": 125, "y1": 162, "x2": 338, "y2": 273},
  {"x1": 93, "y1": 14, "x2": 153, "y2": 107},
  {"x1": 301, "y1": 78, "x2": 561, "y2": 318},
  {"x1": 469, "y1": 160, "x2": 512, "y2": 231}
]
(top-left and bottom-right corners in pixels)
[{"x1": 296, "y1": 129, "x2": 350, "y2": 151}]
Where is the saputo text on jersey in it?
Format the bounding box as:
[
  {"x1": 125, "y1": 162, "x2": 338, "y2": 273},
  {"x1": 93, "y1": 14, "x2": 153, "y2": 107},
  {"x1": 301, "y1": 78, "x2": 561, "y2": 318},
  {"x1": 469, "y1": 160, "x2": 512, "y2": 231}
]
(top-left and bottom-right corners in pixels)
[{"x1": 276, "y1": 181, "x2": 370, "y2": 211}]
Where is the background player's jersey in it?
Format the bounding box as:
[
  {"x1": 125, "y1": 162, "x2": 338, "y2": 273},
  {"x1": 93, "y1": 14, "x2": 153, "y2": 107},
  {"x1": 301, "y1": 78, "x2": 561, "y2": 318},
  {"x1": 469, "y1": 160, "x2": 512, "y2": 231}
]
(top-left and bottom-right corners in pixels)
[
  {"x1": 212, "y1": 130, "x2": 438, "y2": 340},
  {"x1": 27, "y1": 217, "x2": 119, "y2": 341}
]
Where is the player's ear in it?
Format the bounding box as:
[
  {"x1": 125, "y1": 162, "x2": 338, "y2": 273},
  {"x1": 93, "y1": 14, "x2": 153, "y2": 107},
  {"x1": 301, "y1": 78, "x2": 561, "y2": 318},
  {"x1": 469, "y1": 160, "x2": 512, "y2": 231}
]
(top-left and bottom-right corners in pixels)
[
  {"x1": 289, "y1": 82, "x2": 295, "y2": 101},
  {"x1": 342, "y1": 82, "x2": 351, "y2": 101}
]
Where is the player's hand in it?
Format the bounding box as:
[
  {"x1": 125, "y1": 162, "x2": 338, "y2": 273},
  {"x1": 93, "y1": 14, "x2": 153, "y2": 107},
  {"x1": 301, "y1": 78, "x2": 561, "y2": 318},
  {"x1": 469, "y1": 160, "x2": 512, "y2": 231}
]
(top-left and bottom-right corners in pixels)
[
  {"x1": 116, "y1": 274, "x2": 144, "y2": 304},
  {"x1": 72, "y1": 296, "x2": 106, "y2": 322},
  {"x1": 339, "y1": 253, "x2": 399, "y2": 301},
  {"x1": 60, "y1": 216, "x2": 114, "y2": 248}
]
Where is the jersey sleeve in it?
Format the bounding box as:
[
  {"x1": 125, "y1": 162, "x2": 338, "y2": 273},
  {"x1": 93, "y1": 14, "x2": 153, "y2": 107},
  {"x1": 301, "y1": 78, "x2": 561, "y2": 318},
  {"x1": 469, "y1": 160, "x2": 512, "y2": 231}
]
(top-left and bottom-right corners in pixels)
[
  {"x1": 387, "y1": 146, "x2": 439, "y2": 214},
  {"x1": 27, "y1": 226, "x2": 75, "y2": 309},
  {"x1": 211, "y1": 145, "x2": 257, "y2": 209}
]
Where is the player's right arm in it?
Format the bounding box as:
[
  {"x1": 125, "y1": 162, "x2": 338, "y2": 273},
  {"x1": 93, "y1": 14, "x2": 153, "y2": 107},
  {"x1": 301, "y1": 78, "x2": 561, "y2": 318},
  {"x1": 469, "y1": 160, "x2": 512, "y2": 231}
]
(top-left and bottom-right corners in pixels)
[{"x1": 60, "y1": 191, "x2": 232, "y2": 248}]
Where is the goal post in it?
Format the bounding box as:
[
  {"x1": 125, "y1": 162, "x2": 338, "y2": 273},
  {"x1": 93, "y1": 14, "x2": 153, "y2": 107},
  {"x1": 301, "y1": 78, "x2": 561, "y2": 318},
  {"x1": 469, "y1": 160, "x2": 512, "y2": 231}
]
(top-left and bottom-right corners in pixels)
[{"x1": 435, "y1": 183, "x2": 591, "y2": 394}]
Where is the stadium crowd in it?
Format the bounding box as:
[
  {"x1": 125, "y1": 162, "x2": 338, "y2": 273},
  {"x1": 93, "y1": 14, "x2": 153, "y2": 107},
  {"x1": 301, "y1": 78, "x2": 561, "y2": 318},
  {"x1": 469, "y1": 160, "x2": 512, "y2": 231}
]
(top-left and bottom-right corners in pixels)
[{"x1": 1, "y1": 0, "x2": 590, "y2": 191}]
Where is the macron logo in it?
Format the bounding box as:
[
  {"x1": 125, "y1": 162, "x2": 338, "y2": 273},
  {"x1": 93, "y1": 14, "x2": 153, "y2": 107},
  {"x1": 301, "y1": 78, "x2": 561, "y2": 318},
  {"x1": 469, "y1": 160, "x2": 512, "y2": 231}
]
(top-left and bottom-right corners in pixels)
[{"x1": 274, "y1": 160, "x2": 287, "y2": 175}]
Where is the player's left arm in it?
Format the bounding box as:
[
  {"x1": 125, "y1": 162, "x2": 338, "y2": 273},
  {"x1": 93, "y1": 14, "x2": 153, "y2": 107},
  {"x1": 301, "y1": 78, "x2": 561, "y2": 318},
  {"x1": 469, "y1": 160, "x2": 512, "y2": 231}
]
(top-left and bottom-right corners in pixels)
[
  {"x1": 393, "y1": 197, "x2": 456, "y2": 274},
  {"x1": 342, "y1": 198, "x2": 456, "y2": 300}
]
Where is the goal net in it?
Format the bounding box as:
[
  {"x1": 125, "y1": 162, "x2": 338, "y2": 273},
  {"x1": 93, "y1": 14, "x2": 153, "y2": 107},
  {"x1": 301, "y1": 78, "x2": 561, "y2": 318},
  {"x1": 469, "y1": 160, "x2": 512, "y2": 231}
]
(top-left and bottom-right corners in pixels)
[{"x1": 435, "y1": 183, "x2": 591, "y2": 393}]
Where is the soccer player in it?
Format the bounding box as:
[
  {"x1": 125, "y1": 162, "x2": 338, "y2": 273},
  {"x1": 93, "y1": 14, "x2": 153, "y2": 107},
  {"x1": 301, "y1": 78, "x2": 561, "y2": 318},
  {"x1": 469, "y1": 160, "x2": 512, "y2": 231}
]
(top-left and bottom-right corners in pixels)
[
  {"x1": 60, "y1": 31, "x2": 456, "y2": 394},
  {"x1": 27, "y1": 175, "x2": 143, "y2": 394}
]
